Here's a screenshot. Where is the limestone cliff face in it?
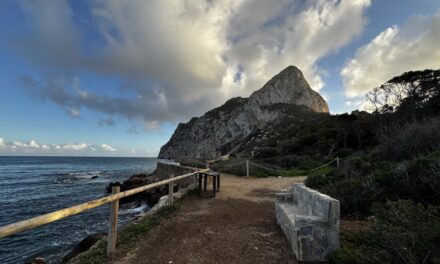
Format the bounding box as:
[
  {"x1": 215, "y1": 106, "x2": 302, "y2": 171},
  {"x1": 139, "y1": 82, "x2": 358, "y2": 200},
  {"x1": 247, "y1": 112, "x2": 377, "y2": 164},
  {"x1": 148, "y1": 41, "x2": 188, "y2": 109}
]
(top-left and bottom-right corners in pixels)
[{"x1": 158, "y1": 66, "x2": 329, "y2": 159}]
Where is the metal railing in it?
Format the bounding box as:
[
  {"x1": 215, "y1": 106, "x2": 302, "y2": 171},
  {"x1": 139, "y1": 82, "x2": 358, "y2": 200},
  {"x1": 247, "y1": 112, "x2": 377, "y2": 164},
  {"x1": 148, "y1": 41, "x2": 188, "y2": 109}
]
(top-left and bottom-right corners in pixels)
[{"x1": 0, "y1": 168, "x2": 209, "y2": 255}]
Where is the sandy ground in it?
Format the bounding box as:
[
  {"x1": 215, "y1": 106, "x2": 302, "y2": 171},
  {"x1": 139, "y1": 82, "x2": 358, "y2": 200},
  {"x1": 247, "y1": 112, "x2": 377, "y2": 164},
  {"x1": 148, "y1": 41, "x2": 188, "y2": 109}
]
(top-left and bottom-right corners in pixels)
[{"x1": 111, "y1": 174, "x2": 306, "y2": 264}]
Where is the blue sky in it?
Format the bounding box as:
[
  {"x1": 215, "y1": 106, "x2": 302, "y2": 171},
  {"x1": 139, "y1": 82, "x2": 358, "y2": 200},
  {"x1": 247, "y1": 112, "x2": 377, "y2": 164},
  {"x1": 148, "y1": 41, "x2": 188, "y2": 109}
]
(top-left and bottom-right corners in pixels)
[{"x1": 0, "y1": 0, "x2": 439, "y2": 157}]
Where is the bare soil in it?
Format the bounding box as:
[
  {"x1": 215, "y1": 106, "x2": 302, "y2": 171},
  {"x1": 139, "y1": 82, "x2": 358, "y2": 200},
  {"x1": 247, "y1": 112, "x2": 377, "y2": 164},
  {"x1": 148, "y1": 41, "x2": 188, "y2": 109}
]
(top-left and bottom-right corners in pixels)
[{"x1": 111, "y1": 174, "x2": 305, "y2": 264}]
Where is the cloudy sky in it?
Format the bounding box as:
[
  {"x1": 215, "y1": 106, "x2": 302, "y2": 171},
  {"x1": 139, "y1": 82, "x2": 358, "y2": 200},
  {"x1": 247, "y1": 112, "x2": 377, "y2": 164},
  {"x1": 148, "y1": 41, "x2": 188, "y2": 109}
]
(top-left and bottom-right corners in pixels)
[{"x1": 1, "y1": 0, "x2": 439, "y2": 157}]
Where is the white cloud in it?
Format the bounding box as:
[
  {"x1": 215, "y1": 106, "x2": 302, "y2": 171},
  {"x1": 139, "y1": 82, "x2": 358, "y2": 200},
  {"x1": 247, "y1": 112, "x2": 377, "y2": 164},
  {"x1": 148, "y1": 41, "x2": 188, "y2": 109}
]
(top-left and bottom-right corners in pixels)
[
  {"x1": 16, "y1": 0, "x2": 371, "y2": 123},
  {"x1": 12, "y1": 141, "x2": 27, "y2": 148},
  {"x1": 28, "y1": 140, "x2": 40, "y2": 148},
  {"x1": 63, "y1": 143, "x2": 88, "y2": 151},
  {"x1": 100, "y1": 144, "x2": 116, "y2": 152},
  {"x1": 10, "y1": 140, "x2": 40, "y2": 149},
  {"x1": 344, "y1": 99, "x2": 364, "y2": 108},
  {"x1": 224, "y1": 0, "x2": 371, "y2": 95},
  {"x1": 342, "y1": 11, "x2": 440, "y2": 98},
  {"x1": 41, "y1": 144, "x2": 50, "y2": 150},
  {"x1": 0, "y1": 137, "x2": 119, "y2": 155}
]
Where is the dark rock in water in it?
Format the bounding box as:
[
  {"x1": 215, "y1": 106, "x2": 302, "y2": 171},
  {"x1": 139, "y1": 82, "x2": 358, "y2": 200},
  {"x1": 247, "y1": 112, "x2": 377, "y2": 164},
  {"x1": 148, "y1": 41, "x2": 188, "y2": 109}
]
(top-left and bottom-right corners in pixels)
[
  {"x1": 144, "y1": 190, "x2": 163, "y2": 205},
  {"x1": 61, "y1": 233, "x2": 106, "y2": 263},
  {"x1": 106, "y1": 174, "x2": 159, "y2": 193},
  {"x1": 106, "y1": 174, "x2": 167, "y2": 206},
  {"x1": 105, "y1": 163, "x2": 191, "y2": 208},
  {"x1": 123, "y1": 177, "x2": 145, "y2": 190},
  {"x1": 91, "y1": 175, "x2": 98, "y2": 179},
  {"x1": 25, "y1": 257, "x2": 46, "y2": 264}
]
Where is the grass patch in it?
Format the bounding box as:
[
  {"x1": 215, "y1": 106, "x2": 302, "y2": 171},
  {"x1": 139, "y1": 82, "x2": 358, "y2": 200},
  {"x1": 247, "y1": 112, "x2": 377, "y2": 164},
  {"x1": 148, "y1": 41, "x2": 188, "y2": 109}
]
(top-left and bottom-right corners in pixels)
[
  {"x1": 184, "y1": 187, "x2": 199, "y2": 197},
  {"x1": 77, "y1": 203, "x2": 181, "y2": 264}
]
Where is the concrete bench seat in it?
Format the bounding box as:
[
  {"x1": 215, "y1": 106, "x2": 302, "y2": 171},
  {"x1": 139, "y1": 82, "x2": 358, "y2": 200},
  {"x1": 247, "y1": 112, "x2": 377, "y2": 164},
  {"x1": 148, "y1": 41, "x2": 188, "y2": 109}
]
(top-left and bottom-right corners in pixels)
[{"x1": 275, "y1": 183, "x2": 340, "y2": 262}]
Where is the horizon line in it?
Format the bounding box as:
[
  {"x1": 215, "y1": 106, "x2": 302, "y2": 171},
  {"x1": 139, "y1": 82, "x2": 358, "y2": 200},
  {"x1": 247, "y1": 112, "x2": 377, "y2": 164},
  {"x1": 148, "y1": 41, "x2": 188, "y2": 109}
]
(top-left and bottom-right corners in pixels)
[{"x1": 0, "y1": 155, "x2": 159, "y2": 158}]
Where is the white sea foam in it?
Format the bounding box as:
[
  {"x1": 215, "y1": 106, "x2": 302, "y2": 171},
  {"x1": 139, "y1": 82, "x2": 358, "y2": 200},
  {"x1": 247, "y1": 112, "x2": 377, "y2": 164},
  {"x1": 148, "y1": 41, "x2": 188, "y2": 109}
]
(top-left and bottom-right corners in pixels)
[{"x1": 119, "y1": 203, "x2": 150, "y2": 215}]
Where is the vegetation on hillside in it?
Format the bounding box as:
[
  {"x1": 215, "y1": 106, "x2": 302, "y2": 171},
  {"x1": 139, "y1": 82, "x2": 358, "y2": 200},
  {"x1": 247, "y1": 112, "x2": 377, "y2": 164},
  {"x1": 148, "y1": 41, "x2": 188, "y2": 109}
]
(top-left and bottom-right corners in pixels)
[
  {"x1": 307, "y1": 69, "x2": 440, "y2": 263},
  {"x1": 212, "y1": 69, "x2": 440, "y2": 263}
]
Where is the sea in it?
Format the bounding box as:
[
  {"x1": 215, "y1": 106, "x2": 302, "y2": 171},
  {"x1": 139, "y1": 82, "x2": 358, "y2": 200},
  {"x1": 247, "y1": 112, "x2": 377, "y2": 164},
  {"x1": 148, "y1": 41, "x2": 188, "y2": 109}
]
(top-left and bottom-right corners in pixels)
[{"x1": 0, "y1": 156, "x2": 158, "y2": 264}]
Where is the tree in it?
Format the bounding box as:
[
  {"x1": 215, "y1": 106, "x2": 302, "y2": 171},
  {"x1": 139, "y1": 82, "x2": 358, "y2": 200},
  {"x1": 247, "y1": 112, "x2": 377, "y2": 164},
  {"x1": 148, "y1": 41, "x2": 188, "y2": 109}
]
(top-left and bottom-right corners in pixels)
[{"x1": 366, "y1": 69, "x2": 440, "y2": 120}]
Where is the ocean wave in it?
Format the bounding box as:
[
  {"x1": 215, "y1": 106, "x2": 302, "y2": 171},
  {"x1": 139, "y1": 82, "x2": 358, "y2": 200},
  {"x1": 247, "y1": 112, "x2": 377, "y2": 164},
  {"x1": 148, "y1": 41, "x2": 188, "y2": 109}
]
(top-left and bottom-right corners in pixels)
[
  {"x1": 41, "y1": 173, "x2": 70, "y2": 176},
  {"x1": 54, "y1": 179, "x2": 74, "y2": 184}
]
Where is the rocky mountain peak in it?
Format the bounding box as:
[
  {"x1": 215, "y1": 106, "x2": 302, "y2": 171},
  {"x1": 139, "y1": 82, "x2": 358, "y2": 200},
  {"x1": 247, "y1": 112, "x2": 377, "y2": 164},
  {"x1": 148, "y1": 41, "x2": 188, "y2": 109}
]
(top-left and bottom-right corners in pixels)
[
  {"x1": 158, "y1": 66, "x2": 329, "y2": 159},
  {"x1": 248, "y1": 66, "x2": 329, "y2": 112}
]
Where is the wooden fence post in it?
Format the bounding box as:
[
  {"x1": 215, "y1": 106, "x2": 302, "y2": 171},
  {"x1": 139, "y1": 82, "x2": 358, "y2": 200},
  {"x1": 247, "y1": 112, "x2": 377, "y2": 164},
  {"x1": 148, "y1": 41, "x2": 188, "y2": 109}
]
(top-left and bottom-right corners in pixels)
[
  {"x1": 107, "y1": 185, "x2": 120, "y2": 255},
  {"x1": 168, "y1": 174, "x2": 174, "y2": 205},
  {"x1": 246, "y1": 159, "x2": 249, "y2": 177}
]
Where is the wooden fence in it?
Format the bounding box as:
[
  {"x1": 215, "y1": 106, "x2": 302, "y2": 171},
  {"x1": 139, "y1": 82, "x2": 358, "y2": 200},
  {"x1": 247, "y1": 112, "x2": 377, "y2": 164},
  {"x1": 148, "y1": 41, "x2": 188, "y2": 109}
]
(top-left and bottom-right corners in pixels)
[{"x1": 0, "y1": 168, "x2": 209, "y2": 255}]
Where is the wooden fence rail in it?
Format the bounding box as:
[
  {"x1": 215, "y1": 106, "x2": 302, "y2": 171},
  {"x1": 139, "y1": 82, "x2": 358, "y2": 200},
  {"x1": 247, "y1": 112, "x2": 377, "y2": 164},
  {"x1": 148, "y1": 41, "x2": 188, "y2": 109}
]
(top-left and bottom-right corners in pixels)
[{"x1": 0, "y1": 168, "x2": 209, "y2": 254}]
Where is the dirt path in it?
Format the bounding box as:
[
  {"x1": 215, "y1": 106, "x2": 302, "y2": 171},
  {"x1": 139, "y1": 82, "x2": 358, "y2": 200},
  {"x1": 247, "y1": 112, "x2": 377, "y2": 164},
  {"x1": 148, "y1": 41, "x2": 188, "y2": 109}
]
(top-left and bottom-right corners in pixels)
[{"x1": 112, "y1": 174, "x2": 305, "y2": 264}]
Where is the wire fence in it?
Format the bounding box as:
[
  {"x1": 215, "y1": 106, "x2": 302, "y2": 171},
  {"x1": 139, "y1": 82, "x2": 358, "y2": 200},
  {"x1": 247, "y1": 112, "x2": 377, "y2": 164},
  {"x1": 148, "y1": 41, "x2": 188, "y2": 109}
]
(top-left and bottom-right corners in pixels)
[
  {"x1": 208, "y1": 157, "x2": 340, "y2": 176},
  {"x1": 210, "y1": 160, "x2": 247, "y2": 169},
  {"x1": 170, "y1": 154, "x2": 341, "y2": 177}
]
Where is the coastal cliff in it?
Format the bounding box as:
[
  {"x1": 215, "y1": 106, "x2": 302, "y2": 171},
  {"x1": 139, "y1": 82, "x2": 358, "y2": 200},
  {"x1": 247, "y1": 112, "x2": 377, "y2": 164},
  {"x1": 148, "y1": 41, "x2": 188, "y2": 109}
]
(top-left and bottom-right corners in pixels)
[{"x1": 159, "y1": 66, "x2": 329, "y2": 159}]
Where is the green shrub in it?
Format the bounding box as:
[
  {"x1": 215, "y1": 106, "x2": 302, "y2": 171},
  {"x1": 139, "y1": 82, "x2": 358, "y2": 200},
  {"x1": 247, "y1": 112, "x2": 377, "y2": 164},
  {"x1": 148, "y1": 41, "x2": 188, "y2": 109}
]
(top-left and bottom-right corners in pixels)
[
  {"x1": 379, "y1": 118, "x2": 440, "y2": 160},
  {"x1": 254, "y1": 147, "x2": 280, "y2": 158},
  {"x1": 279, "y1": 138, "x2": 301, "y2": 153},
  {"x1": 329, "y1": 200, "x2": 440, "y2": 264},
  {"x1": 373, "y1": 152, "x2": 440, "y2": 205},
  {"x1": 334, "y1": 148, "x2": 354, "y2": 158},
  {"x1": 297, "y1": 133, "x2": 317, "y2": 147},
  {"x1": 404, "y1": 152, "x2": 440, "y2": 204},
  {"x1": 316, "y1": 139, "x2": 335, "y2": 153},
  {"x1": 339, "y1": 156, "x2": 373, "y2": 178},
  {"x1": 306, "y1": 156, "x2": 383, "y2": 215},
  {"x1": 327, "y1": 243, "x2": 363, "y2": 264},
  {"x1": 321, "y1": 177, "x2": 380, "y2": 215},
  {"x1": 368, "y1": 201, "x2": 440, "y2": 264},
  {"x1": 305, "y1": 168, "x2": 343, "y2": 189}
]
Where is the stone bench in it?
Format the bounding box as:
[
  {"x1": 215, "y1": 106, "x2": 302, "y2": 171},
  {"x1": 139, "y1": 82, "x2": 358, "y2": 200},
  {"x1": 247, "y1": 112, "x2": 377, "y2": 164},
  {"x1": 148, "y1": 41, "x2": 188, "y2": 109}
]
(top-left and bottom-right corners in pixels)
[{"x1": 275, "y1": 183, "x2": 340, "y2": 262}]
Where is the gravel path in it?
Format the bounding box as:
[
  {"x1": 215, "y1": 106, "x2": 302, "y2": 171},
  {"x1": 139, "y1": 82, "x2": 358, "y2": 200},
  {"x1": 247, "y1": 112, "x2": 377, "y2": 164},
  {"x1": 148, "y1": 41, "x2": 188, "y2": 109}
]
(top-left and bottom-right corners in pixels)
[{"x1": 112, "y1": 174, "x2": 305, "y2": 264}]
